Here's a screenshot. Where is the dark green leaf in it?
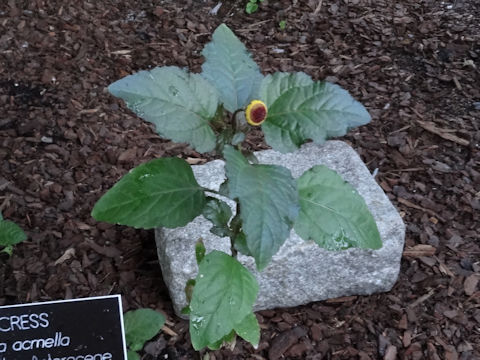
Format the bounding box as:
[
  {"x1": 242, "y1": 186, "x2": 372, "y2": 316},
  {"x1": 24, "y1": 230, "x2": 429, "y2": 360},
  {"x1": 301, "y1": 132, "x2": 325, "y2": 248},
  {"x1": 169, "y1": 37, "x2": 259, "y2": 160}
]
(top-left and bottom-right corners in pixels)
[
  {"x1": 181, "y1": 306, "x2": 191, "y2": 315},
  {"x1": 124, "y1": 309, "x2": 166, "y2": 351},
  {"x1": 295, "y1": 165, "x2": 382, "y2": 250},
  {"x1": 234, "y1": 313, "x2": 260, "y2": 347},
  {"x1": 127, "y1": 350, "x2": 140, "y2": 360},
  {"x1": 0, "y1": 220, "x2": 27, "y2": 247},
  {"x1": 92, "y1": 158, "x2": 206, "y2": 229},
  {"x1": 262, "y1": 80, "x2": 371, "y2": 153},
  {"x1": 201, "y1": 24, "x2": 263, "y2": 112},
  {"x1": 189, "y1": 251, "x2": 258, "y2": 350},
  {"x1": 215, "y1": 129, "x2": 234, "y2": 153},
  {"x1": 208, "y1": 226, "x2": 229, "y2": 237},
  {"x1": 223, "y1": 146, "x2": 299, "y2": 270},
  {"x1": 109, "y1": 66, "x2": 218, "y2": 153},
  {"x1": 202, "y1": 197, "x2": 232, "y2": 237}
]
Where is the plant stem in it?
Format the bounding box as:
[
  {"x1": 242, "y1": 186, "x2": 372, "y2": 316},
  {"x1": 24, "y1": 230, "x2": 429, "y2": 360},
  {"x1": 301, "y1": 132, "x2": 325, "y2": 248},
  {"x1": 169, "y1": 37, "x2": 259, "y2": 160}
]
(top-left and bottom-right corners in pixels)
[
  {"x1": 229, "y1": 202, "x2": 241, "y2": 258},
  {"x1": 230, "y1": 236, "x2": 238, "y2": 258},
  {"x1": 230, "y1": 109, "x2": 243, "y2": 133},
  {"x1": 203, "y1": 187, "x2": 221, "y2": 195},
  {"x1": 231, "y1": 109, "x2": 243, "y2": 124}
]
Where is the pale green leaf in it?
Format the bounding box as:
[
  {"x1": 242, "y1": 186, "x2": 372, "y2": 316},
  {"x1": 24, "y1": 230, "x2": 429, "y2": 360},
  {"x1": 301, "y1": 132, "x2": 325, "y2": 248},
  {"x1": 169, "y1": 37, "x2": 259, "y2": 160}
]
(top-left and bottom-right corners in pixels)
[
  {"x1": 109, "y1": 66, "x2": 218, "y2": 153},
  {"x1": 262, "y1": 81, "x2": 371, "y2": 153},
  {"x1": 295, "y1": 165, "x2": 382, "y2": 250},
  {"x1": 0, "y1": 220, "x2": 27, "y2": 247},
  {"x1": 259, "y1": 72, "x2": 313, "y2": 107},
  {"x1": 201, "y1": 24, "x2": 263, "y2": 112},
  {"x1": 232, "y1": 132, "x2": 245, "y2": 145},
  {"x1": 223, "y1": 146, "x2": 299, "y2": 270},
  {"x1": 189, "y1": 251, "x2": 258, "y2": 350},
  {"x1": 92, "y1": 158, "x2": 205, "y2": 229},
  {"x1": 124, "y1": 309, "x2": 166, "y2": 351},
  {"x1": 234, "y1": 312, "x2": 260, "y2": 347}
]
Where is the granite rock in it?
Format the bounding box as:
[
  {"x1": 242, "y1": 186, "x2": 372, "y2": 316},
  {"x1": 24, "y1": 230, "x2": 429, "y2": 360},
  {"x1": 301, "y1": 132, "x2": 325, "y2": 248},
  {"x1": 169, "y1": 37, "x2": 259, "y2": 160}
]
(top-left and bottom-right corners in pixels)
[{"x1": 155, "y1": 141, "x2": 405, "y2": 317}]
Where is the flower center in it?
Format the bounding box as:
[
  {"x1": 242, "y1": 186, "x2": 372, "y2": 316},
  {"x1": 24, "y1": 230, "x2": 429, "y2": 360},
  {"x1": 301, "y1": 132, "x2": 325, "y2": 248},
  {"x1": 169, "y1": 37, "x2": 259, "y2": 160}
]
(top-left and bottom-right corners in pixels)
[{"x1": 250, "y1": 105, "x2": 267, "y2": 124}]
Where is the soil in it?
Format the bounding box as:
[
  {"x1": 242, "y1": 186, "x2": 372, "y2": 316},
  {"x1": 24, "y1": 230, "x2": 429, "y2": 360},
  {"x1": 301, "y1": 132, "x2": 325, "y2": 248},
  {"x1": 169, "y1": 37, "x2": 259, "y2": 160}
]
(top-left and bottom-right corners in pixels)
[{"x1": 1, "y1": 0, "x2": 479, "y2": 359}]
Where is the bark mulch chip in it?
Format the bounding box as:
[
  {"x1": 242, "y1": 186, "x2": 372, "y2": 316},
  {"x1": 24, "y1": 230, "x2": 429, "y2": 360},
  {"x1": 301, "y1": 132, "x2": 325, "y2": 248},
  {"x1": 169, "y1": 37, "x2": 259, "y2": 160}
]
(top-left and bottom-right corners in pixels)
[{"x1": 1, "y1": 0, "x2": 479, "y2": 358}]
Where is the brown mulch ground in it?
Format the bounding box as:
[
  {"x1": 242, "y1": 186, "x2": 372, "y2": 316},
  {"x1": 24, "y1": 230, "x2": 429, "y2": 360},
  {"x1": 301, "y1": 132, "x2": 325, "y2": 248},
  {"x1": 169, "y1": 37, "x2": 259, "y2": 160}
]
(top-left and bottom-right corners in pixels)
[{"x1": 1, "y1": 0, "x2": 479, "y2": 359}]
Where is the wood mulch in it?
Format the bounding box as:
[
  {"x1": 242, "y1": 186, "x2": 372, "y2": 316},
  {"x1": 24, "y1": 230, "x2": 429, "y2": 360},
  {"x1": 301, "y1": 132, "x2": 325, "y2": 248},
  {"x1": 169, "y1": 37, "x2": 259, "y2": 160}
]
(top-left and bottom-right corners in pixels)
[{"x1": 0, "y1": 0, "x2": 479, "y2": 359}]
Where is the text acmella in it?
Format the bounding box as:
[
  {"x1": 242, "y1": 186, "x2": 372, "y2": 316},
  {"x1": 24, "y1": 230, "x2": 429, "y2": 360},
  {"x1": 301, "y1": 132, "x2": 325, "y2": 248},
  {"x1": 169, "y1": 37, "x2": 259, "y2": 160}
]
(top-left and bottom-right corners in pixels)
[{"x1": 0, "y1": 332, "x2": 69, "y2": 353}]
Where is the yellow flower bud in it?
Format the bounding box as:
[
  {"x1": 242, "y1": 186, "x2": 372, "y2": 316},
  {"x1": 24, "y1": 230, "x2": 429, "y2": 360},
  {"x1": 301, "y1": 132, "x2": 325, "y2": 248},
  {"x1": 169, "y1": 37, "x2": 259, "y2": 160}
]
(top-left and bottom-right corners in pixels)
[{"x1": 245, "y1": 100, "x2": 268, "y2": 126}]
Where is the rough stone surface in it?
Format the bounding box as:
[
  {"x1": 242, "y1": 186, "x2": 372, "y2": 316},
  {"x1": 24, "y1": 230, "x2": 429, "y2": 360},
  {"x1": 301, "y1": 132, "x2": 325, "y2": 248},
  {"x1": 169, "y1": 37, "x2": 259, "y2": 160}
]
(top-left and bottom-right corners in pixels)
[{"x1": 155, "y1": 141, "x2": 406, "y2": 317}]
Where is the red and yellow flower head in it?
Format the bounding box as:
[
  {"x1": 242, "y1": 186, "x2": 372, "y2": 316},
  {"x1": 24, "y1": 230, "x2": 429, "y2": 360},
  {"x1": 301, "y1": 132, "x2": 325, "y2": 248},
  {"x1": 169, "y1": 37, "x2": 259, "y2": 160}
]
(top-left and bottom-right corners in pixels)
[{"x1": 245, "y1": 100, "x2": 267, "y2": 126}]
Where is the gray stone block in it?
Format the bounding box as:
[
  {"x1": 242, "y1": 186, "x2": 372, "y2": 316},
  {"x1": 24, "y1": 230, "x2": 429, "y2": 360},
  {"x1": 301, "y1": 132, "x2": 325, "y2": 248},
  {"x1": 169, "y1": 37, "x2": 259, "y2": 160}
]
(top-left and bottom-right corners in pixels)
[{"x1": 155, "y1": 141, "x2": 405, "y2": 317}]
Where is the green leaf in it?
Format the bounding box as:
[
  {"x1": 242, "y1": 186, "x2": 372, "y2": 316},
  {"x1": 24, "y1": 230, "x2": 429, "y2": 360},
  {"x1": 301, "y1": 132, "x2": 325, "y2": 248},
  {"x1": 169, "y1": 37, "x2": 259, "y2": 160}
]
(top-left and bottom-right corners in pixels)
[
  {"x1": 92, "y1": 158, "x2": 205, "y2": 229},
  {"x1": 232, "y1": 132, "x2": 246, "y2": 146},
  {"x1": 215, "y1": 128, "x2": 234, "y2": 153},
  {"x1": 207, "y1": 330, "x2": 235, "y2": 350},
  {"x1": 185, "y1": 279, "x2": 196, "y2": 303},
  {"x1": 1, "y1": 245, "x2": 13, "y2": 256},
  {"x1": 202, "y1": 197, "x2": 233, "y2": 237},
  {"x1": 201, "y1": 24, "x2": 263, "y2": 112},
  {"x1": 261, "y1": 80, "x2": 371, "y2": 153},
  {"x1": 245, "y1": 2, "x2": 258, "y2": 13},
  {"x1": 124, "y1": 309, "x2": 166, "y2": 352},
  {"x1": 234, "y1": 313, "x2": 260, "y2": 347},
  {"x1": 195, "y1": 239, "x2": 206, "y2": 264},
  {"x1": 189, "y1": 251, "x2": 258, "y2": 350},
  {"x1": 218, "y1": 180, "x2": 230, "y2": 197},
  {"x1": 259, "y1": 72, "x2": 313, "y2": 108},
  {"x1": 127, "y1": 350, "x2": 140, "y2": 360},
  {"x1": 0, "y1": 220, "x2": 27, "y2": 247},
  {"x1": 295, "y1": 165, "x2": 382, "y2": 250},
  {"x1": 109, "y1": 66, "x2": 218, "y2": 153},
  {"x1": 223, "y1": 146, "x2": 299, "y2": 270},
  {"x1": 233, "y1": 232, "x2": 251, "y2": 256}
]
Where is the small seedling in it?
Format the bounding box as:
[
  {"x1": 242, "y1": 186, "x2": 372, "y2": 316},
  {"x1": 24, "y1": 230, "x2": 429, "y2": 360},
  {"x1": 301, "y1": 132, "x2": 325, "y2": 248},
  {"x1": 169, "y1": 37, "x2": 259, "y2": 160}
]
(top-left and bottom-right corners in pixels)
[
  {"x1": 93, "y1": 24, "x2": 382, "y2": 351},
  {"x1": 0, "y1": 212, "x2": 27, "y2": 256},
  {"x1": 246, "y1": 0, "x2": 263, "y2": 14},
  {"x1": 123, "y1": 308, "x2": 166, "y2": 360},
  {"x1": 279, "y1": 20, "x2": 287, "y2": 30}
]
